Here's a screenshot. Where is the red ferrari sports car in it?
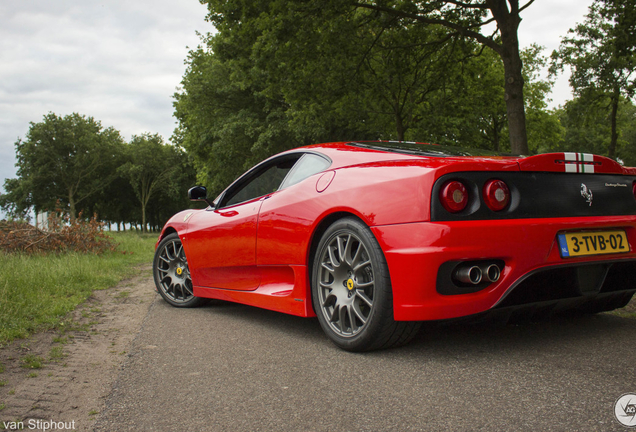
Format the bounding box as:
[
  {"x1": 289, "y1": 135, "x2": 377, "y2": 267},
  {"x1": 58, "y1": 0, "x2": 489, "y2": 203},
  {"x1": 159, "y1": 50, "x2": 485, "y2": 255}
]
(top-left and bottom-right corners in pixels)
[{"x1": 153, "y1": 141, "x2": 636, "y2": 351}]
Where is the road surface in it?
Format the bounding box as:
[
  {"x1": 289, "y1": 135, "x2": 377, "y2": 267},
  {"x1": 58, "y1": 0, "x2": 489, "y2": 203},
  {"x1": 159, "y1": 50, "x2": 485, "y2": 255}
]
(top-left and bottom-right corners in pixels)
[{"x1": 94, "y1": 287, "x2": 636, "y2": 431}]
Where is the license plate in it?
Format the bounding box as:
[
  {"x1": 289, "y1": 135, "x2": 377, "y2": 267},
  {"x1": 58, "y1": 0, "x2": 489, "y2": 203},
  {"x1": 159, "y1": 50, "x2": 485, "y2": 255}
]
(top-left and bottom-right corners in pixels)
[{"x1": 557, "y1": 230, "x2": 629, "y2": 258}]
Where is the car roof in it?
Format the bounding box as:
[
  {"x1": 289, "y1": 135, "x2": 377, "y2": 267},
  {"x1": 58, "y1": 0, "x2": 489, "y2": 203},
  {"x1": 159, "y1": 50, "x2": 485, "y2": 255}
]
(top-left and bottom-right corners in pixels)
[{"x1": 291, "y1": 141, "x2": 520, "y2": 170}]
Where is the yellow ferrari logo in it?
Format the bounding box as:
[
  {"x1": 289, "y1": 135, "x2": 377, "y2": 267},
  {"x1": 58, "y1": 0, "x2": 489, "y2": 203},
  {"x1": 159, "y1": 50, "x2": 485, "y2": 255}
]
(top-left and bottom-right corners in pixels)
[
  {"x1": 176, "y1": 268, "x2": 183, "y2": 276},
  {"x1": 183, "y1": 212, "x2": 193, "y2": 222},
  {"x1": 346, "y1": 279, "x2": 354, "y2": 290}
]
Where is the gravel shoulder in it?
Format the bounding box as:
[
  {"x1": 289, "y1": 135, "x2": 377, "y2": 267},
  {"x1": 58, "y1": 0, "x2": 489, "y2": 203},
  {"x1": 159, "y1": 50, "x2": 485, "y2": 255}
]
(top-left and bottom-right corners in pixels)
[{"x1": 0, "y1": 264, "x2": 155, "y2": 431}]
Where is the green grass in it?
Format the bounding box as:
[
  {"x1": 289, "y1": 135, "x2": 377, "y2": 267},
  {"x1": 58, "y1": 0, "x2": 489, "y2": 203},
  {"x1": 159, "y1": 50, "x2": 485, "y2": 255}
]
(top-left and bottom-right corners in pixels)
[
  {"x1": 20, "y1": 354, "x2": 43, "y2": 369},
  {"x1": 0, "y1": 232, "x2": 156, "y2": 345},
  {"x1": 49, "y1": 346, "x2": 66, "y2": 361}
]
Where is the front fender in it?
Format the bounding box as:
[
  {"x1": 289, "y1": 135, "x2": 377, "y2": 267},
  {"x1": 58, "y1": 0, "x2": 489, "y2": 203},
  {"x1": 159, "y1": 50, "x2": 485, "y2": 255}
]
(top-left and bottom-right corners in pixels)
[{"x1": 155, "y1": 209, "x2": 201, "y2": 249}]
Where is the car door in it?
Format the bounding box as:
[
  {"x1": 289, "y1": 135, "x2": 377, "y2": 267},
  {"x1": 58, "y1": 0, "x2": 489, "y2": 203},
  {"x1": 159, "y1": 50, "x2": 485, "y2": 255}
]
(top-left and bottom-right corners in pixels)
[
  {"x1": 256, "y1": 153, "x2": 332, "y2": 265},
  {"x1": 185, "y1": 154, "x2": 301, "y2": 290}
]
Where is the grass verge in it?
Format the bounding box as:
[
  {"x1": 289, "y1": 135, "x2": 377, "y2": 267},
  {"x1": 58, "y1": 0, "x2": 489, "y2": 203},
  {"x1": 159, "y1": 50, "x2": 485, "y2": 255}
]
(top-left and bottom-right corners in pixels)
[{"x1": 0, "y1": 232, "x2": 157, "y2": 346}]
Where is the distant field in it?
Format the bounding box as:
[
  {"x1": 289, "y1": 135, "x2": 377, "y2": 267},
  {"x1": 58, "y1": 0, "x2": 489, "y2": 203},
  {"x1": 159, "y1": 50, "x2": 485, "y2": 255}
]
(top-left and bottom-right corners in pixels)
[{"x1": 0, "y1": 232, "x2": 157, "y2": 345}]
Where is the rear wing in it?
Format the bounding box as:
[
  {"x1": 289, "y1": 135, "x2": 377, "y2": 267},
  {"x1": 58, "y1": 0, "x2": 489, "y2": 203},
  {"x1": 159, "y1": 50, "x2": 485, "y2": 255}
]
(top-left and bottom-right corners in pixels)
[{"x1": 518, "y1": 152, "x2": 626, "y2": 174}]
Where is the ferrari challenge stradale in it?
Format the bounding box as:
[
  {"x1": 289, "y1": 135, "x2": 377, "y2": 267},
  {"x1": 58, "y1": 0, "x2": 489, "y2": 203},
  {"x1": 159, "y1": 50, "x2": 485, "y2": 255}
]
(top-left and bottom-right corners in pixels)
[{"x1": 153, "y1": 141, "x2": 636, "y2": 351}]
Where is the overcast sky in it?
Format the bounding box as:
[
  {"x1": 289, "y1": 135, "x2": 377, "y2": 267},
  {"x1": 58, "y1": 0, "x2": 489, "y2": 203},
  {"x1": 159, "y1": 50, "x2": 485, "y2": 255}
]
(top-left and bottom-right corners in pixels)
[{"x1": 0, "y1": 0, "x2": 594, "y2": 199}]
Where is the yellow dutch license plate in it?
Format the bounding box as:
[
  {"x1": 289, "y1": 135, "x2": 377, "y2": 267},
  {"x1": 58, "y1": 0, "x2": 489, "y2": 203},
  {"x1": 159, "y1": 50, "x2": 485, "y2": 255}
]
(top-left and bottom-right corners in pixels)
[{"x1": 557, "y1": 230, "x2": 629, "y2": 258}]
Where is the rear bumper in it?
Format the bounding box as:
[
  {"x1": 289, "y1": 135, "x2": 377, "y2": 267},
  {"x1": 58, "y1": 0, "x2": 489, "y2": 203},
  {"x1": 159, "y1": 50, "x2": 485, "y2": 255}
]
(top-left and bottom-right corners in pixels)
[{"x1": 371, "y1": 215, "x2": 636, "y2": 321}]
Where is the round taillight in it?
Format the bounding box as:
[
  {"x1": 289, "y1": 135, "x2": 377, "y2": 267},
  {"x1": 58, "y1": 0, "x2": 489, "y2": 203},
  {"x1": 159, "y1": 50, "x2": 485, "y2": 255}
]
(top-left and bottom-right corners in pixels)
[
  {"x1": 440, "y1": 180, "x2": 468, "y2": 213},
  {"x1": 483, "y1": 179, "x2": 510, "y2": 211}
]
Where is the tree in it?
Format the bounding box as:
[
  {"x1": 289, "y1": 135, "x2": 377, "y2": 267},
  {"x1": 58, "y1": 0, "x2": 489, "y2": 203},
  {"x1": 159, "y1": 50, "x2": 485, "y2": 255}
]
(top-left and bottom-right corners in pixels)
[
  {"x1": 146, "y1": 158, "x2": 199, "y2": 232},
  {"x1": 521, "y1": 46, "x2": 563, "y2": 153},
  {"x1": 350, "y1": 0, "x2": 534, "y2": 154},
  {"x1": 239, "y1": 2, "x2": 475, "y2": 143},
  {"x1": 346, "y1": 18, "x2": 471, "y2": 141},
  {"x1": 1, "y1": 113, "x2": 124, "y2": 221},
  {"x1": 91, "y1": 173, "x2": 138, "y2": 231},
  {"x1": 550, "y1": 95, "x2": 636, "y2": 165},
  {"x1": 551, "y1": 0, "x2": 636, "y2": 159},
  {"x1": 406, "y1": 43, "x2": 557, "y2": 152},
  {"x1": 0, "y1": 178, "x2": 33, "y2": 221},
  {"x1": 178, "y1": 0, "x2": 559, "y2": 193},
  {"x1": 118, "y1": 134, "x2": 185, "y2": 233},
  {"x1": 200, "y1": 0, "x2": 537, "y2": 153}
]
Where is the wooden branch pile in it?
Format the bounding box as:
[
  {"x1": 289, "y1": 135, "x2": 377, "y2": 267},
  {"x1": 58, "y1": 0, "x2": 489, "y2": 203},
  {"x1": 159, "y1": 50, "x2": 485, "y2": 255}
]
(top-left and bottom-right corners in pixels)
[{"x1": 0, "y1": 214, "x2": 116, "y2": 254}]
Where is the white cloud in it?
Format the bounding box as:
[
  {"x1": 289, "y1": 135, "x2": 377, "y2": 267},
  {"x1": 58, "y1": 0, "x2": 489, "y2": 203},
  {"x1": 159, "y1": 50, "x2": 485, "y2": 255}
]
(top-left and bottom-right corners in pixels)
[{"x1": 0, "y1": 0, "x2": 210, "y2": 194}]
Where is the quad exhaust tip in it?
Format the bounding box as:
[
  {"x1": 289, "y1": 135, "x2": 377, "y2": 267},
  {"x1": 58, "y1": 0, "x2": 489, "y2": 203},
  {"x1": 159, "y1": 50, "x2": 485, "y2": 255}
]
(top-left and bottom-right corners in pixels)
[
  {"x1": 454, "y1": 265, "x2": 483, "y2": 285},
  {"x1": 483, "y1": 264, "x2": 501, "y2": 283},
  {"x1": 453, "y1": 262, "x2": 502, "y2": 286}
]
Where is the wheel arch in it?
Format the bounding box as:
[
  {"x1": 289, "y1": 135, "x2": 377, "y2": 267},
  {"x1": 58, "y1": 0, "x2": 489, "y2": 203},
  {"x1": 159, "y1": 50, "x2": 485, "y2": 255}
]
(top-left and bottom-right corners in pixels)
[{"x1": 156, "y1": 226, "x2": 178, "y2": 248}]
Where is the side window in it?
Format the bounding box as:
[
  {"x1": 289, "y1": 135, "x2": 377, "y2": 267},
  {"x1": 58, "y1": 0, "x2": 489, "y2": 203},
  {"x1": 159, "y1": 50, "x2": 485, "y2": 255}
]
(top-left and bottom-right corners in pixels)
[
  {"x1": 223, "y1": 156, "x2": 300, "y2": 207},
  {"x1": 279, "y1": 153, "x2": 331, "y2": 190}
]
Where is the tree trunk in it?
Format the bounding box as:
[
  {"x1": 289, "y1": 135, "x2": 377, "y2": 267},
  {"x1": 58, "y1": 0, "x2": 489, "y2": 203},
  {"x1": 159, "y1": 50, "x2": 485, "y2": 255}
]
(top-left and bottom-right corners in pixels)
[
  {"x1": 68, "y1": 191, "x2": 76, "y2": 222},
  {"x1": 395, "y1": 107, "x2": 406, "y2": 141},
  {"x1": 492, "y1": 116, "x2": 500, "y2": 152},
  {"x1": 501, "y1": 50, "x2": 528, "y2": 155},
  {"x1": 609, "y1": 89, "x2": 619, "y2": 159},
  {"x1": 142, "y1": 205, "x2": 147, "y2": 234},
  {"x1": 488, "y1": 0, "x2": 529, "y2": 155}
]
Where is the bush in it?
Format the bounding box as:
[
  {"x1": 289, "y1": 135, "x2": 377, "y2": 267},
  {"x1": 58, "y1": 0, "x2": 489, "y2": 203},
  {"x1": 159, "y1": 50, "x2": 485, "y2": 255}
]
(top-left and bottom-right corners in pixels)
[{"x1": 0, "y1": 212, "x2": 116, "y2": 254}]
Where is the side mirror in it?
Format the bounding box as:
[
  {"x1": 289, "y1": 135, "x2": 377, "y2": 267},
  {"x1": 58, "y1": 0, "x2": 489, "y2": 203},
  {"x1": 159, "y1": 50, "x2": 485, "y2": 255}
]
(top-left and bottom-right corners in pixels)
[{"x1": 188, "y1": 186, "x2": 214, "y2": 207}]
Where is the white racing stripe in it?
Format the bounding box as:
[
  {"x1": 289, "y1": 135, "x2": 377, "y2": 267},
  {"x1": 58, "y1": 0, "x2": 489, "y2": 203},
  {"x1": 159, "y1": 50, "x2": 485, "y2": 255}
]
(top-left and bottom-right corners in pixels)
[{"x1": 563, "y1": 152, "x2": 595, "y2": 173}]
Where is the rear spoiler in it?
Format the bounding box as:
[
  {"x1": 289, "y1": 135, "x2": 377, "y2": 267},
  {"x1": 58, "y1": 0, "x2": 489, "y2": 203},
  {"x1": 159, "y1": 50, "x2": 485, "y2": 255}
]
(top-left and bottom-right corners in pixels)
[{"x1": 518, "y1": 152, "x2": 627, "y2": 174}]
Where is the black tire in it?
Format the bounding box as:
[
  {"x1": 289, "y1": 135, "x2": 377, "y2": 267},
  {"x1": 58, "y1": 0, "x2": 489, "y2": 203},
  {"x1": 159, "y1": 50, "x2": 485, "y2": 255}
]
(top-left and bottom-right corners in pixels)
[
  {"x1": 153, "y1": 233, "x2": 205, "y2": 308},
  {"x1": 311, "y1": 218, "x2": 420, "y2": 351}
]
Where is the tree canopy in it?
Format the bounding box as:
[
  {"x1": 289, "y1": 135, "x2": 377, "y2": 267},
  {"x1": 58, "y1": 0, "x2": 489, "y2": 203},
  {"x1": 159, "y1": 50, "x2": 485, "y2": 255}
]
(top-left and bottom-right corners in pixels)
[
  {"x1": 118, "y1": 133, "x2": 193, "y2": 233},
  {"x1": 1, "y1": 113, "x2": 125, "y2": 221},
  {"x1": 551, "y1": 0, "x2": 636, "y2": 158},
  {"x1": 1, "y1": 113, "x2": 198, "y2": 231},
  {"x1": 174, "y1": 0, "x2": 557, "y2": 195}
]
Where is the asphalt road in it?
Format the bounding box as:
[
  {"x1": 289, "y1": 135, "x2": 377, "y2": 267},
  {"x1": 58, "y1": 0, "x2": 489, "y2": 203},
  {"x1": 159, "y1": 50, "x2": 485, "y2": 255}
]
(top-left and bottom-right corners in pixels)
[{"x1": 95, "y1": 295, "x2": 636, "y2": 431}]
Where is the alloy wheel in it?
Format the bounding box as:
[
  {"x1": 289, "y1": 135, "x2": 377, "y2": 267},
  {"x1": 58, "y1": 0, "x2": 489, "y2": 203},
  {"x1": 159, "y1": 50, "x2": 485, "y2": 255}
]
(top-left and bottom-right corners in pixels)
[
  {"x1": 155, "y1": 238, "x2": 194, "y2": 303},
  {"x1": 317, "y1": 231, "x2": 375, "y2": 337}
]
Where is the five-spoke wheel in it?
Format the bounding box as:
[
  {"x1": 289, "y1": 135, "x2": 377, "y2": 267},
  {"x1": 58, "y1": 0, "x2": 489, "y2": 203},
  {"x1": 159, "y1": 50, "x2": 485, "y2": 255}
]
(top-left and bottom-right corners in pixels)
[{"x1": 153, "y1": 233, "x2": 204, "y2": 307}]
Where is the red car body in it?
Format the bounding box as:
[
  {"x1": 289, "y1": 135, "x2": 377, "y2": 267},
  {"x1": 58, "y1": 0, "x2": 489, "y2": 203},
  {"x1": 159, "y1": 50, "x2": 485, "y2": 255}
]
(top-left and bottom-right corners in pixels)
[{"x1": 156, "y1": 142, "x2": 636, "y2": 326}]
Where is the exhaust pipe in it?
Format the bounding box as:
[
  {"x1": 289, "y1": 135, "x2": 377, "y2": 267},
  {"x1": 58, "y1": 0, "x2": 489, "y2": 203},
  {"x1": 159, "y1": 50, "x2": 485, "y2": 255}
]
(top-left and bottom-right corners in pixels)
[
  {"x1": 482, "y1": 264, "x2": 501, "y2": 283},
  {"x1": 454, "y1": 265, "x2": 482, "y2": 285}
]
